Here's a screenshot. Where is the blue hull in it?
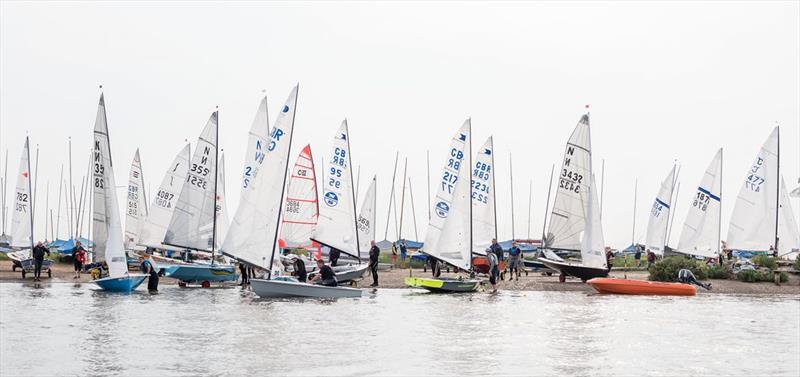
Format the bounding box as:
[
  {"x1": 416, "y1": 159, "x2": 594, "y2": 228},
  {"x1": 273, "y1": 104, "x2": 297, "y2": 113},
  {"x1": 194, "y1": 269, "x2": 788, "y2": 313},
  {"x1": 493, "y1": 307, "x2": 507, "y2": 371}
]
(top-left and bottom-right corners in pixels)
[
  {"x1": 162, "y1": 264, "x2": 237, "y2": 283},
  {"x1": 94, "y1": 274, "x2": 148, "y2": 293}
]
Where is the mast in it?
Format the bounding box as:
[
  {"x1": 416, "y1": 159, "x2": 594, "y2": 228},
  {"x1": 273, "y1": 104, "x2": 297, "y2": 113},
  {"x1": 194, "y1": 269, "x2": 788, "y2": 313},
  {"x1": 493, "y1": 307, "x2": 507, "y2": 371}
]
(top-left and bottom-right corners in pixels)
[
  {"x1": 26, "y1": 137, "x2": 34, "y2": 252},
  {"x1": 426, "y1": 150, "x2": 431, "y2": 221},
  {"x1": 541, "y1": 165, "x2": 554, "y2": 244},
  {"x1": 508, "y1": 153, "x2": 514, "y2": 240},
  {"x1": 398, "y1": 158, "x2": 408, "y2": 240},
  {"x1": 468, "y1": 119, "x2": 473, "y2": 271},
  {"x1": 44, "y1": 181, "x2": 49, "y2": 241},
  {"x1": 717, "y1": 149, "x2": 723, "y2": 256},
  {"x1": 68, "y1": 137, "x2": 74, "y2": 239},
  {"x1": 383, "y1": 151, "x2": 399, "y2": 240},
  {"x1": 663, "y1": 164, "x2": 679, "y2": 250},
  {"x1": 409, "y1": 177, "x2": 419, "y2": 241},
  {"x1": 665, "y1": 181, "x2": 680, "y2": 249},
  {"x1": 527, "y1": 180, "x2": 532, "y2": 239},
  {"x1": 355, "y1": 165, "x2": 361, "y2": 202},
  {"x1": 267, "y1": 85, "x2": 298, "y2": 278},
  {"x1": 631, "y1": 179, "x2": 638, "y2": 247},
  {"x1": 33, "y1": 145, "x2": 39, "y2": 226},
  {"x1": 344, "y1": 120, "x2": 361, "y2": 263},
  {"x1": 774, "y1": 125, "x2": 780, "y2": 252},
  {"x1": 2, "y1": 148, "x2": 7, "y2": 236},
  {"x1": 55, "y1": 166, "x2": 63, "y2": 240},
  {"x1": 210, "y1": 108, "x2": 219, "y2": 266},
  {"x1": 600, "y1": 159, "x2": 605, "y2": 218}
]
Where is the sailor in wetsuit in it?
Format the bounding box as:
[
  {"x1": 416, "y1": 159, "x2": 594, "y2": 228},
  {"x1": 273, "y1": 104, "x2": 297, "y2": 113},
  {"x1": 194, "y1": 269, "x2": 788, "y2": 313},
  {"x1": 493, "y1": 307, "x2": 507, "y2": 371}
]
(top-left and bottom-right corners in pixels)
[
  {"x1": 678, "y1": 269, "x2": 712, "y2": 290},
  {"x1": 309, "y1": 259, "x2": 337, "y2": 287},
  {"x1": 293, "y1": 257, "x2": 307, "y2": 282}
]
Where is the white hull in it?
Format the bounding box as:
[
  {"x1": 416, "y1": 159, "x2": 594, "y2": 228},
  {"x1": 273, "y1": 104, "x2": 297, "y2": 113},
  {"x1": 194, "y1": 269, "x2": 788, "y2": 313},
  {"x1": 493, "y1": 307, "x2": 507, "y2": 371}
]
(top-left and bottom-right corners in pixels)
[
  {"x1": 250, "y1": 278, "x2": 363, "y2": 298},
  {"x1": 332, "y1": 263, "x2": 369, "y2": 283}
]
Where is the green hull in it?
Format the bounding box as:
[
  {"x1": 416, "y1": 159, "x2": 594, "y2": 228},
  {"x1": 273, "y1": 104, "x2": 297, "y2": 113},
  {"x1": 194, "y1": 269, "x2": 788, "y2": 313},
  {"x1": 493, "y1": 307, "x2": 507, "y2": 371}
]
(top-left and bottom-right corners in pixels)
[{"x1": 405, "y1": 277, "x2": 480, "y2": 293}]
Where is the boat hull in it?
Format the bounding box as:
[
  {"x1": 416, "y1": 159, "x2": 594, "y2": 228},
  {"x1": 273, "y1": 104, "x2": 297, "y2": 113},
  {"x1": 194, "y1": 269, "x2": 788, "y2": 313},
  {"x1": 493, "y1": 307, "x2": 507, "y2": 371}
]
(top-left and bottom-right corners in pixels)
[
  {"x1": 161, "y1": 264, "x2": 238, "y2": 283},
  {"x1": 404, "y1": 277, "x2": 480, "y2": 293},
  {"x1": 587, "y1": 278, "x2": 696, "y2": 296},
  {"x1": 93, "y1": 274, "x2": 148, "y2": 293},
  {"x1": 539, "y1": 258, "x2": 608, "y2": 281},
  {"x1": 250, "y1": 278, "x2": 363, "y2": 298}
]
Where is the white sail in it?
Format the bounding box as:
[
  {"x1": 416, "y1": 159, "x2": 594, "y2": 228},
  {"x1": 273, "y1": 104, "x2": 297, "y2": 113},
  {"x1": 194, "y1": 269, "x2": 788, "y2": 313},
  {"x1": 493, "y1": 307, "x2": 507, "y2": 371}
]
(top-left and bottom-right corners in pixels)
[
  {"x1": 241, "y1": 96, "x2": 270, "y2": 194},
  {"x1": 422, "y1": 120, "x2": 470, "y2": 254},
  {"x1": 471, "y1": 137, "x2": 496, "y2": 255},
  {"x1": 9, "y1": 137, "x2": 32, "y2": 249},
  {"x1": 581, "y1": 173, "x2": 606, "y2": 269},
  {"x1": 676, "y1": 149, "x2": 722, "y2": 258},
  {"x1": 124, "y1": 149, "x2": 148, "y2": 250},
  {"x1": 357, "y1": 176, "x2": 377, "y2": 259},
  {"x1": 138, "y1": 144, "x2": 190, "y2": 249},
  {"x1": 164, "y1": 112, "x2": 219, "y2": 251},
  {"x1": 546, "y1": 115, "x2": 592, "y2": 251},
  {"x1": 431, "y1": 119, "x2": 473, "y2": 270},
  {"x1": 221, "y1": 86, "x2": 298, "y2": 274},
  {"x1": 280, "y1": 144, "x2": 319, "y2": 250},
  {"x1": 213, "y1": 153, "x2": 230, "y2": 249},
  {"x1": 644, "y1": 165, "x2": 677, "y2": 255},
  {"x1": 311, "y1": 120, "x2": 360, "y2": 258},
  {"x1": 91, "y1": 93, "x2": 127, "y2": 277},
  {"x1": 778, "y1": 176, "x2": 800, "y2": 259},
  {"x1": 727, "y1": 127, "x2": 779, "y2": 251}
]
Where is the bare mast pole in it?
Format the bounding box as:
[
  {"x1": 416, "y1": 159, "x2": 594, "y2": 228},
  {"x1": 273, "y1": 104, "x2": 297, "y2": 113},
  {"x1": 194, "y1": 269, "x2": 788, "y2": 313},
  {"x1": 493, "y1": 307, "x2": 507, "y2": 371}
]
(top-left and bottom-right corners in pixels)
[
  {"x1": 408, "y1": 177, "x2": 419, "y2": 241},
  {"x1": 426, "y1": 150, "x2": 431, "y2": 221},
  {"x1": 527, "y1": 180, "x2": 532, "y2": 239},
  {"x1": 631, "y1": 179, "x2": 638, "y2": 247},
  {"x1": 55, "y1": 165, "x2": 63, "y2": 240},
  {"x1": 398, "y1": 158, "x2": 408, "y2": 241},
  {"x1": 210, "y1": 108, "x2": 220, "y2": 266},
  {"x1": 509, "y1": 153, "x2": 515, "y2": 240},
  {"x1": 383, "y1": 152, "x2": 399, "y2": 240},
  {"x1": 541, "y1": 165, "x2": 555, "y2": 244}
]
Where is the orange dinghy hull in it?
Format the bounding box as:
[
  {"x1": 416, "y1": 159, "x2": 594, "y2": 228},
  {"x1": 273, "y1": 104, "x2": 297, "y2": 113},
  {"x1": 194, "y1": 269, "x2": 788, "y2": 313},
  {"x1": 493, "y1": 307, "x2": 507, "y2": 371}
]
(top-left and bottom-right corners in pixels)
[{"x1": 586, "y1": 278, "x2": 696, "y2": 296}]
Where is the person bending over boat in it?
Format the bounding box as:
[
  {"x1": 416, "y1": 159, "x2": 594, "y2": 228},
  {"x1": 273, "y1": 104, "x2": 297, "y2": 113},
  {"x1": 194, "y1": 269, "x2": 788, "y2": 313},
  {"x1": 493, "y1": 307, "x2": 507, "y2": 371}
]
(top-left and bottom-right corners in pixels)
[
  {"x1": 329, "y1": 247, "x2": 340, "y2": 267},
  {"x1": 678, "y1": 269, "x2": 712, "y2": 290},
  {"x1": 140, "y1": 256, "x2": 159, "y2": 293},
  {"x1": 292, "y1": 257, "x2": 307, "y2": 282},
  {"x1": 310, "y1": 259, "x2": 338, "y2": 287},
  {"x1": 487, "y1": 250, "x2": 499, "y2": 293},
  {"x1": 32, "y1": 241, "x2": 49, "y2": 282},
  {"x1": 369, "y1": 240, "x2": 380, "y2": 287},
  {"x1": 71, "y1": 241, "x2": 87, "y2": 279}
]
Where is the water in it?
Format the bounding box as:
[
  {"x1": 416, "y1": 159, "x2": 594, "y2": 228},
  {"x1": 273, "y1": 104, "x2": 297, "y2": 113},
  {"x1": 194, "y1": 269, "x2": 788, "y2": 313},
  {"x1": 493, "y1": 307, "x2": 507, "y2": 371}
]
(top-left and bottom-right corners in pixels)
[{"x1": 1, "y1": 283, "x2": 798, "y2": 376}]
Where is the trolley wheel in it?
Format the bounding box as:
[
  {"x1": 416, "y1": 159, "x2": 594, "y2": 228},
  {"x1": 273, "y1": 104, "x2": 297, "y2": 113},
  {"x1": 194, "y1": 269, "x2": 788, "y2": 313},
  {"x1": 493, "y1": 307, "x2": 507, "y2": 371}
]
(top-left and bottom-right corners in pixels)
[
  {"x1": 545, "y1": 272, "x2": 553, "y2": 276},
  {"x1": 21, "y1": 270, "x2": 26, "y2": 279},
  {"x1": 178, "y1": 281, "x2": 187, "y2": 288},
  {"x1": 201, "y1": 281, "x2": 211, "y2": 288},
  {"x1": 47, "y1": 269, "x2": 52, "y2": 278},
  {"x1": 558, "y1": 273, "x2": 566, "y2": 283}
]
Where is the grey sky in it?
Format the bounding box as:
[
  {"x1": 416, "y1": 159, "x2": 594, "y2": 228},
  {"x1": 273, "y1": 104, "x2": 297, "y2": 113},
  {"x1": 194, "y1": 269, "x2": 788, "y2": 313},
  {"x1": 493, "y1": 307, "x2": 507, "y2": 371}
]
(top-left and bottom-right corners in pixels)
[{"x1": 1, "y1": 1, "x2": 798, "y2": 248}]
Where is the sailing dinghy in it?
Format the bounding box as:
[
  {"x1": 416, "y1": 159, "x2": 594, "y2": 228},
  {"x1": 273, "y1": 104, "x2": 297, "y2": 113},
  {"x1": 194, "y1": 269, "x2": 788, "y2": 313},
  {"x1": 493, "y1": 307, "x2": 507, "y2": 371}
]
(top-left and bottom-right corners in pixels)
[
  {"x1": 89, "y1": 93, "x2": 147, "y2": 293},
  {"x1": 675, "y1": 149, "x2": 723, "y2": 259},
  {"x1": 406, "y1": 119, "x2": 480, "y2": 293},
  {"x1": 123, "y1": 149, "x2": 148, "y2": 254},
  {"x1": 539, "y1": 114, "x2": 609, "y2": 281}
]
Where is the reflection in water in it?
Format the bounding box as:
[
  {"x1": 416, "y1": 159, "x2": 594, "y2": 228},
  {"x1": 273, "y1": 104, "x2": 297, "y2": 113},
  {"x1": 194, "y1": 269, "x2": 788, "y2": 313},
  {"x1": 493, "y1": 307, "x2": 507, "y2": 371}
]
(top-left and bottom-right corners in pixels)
[{"x1": 1, "y1": 284, "x2": 798, "y2": 376}]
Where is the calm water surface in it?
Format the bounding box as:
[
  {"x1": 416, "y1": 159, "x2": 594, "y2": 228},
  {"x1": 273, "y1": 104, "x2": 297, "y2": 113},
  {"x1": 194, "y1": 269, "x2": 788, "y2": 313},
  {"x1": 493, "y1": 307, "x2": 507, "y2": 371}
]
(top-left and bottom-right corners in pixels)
[{"x1": 1, "y1": 282, "x2": 798, "y2": 376}]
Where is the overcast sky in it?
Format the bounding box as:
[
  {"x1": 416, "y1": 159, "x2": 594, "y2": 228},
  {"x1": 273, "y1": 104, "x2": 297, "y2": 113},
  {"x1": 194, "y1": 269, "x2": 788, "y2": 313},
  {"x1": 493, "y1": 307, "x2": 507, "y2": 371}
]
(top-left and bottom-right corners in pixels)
[{"x1": 1, "y1": 1, "x2": 798, "y2": 248}]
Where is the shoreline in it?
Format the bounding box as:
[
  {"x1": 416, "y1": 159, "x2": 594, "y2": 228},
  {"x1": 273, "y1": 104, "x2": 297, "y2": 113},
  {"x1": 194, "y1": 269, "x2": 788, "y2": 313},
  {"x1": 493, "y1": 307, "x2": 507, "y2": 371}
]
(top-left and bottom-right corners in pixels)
[{"x1": 3, "y1": 260, "x2": 799, "y2": 295}]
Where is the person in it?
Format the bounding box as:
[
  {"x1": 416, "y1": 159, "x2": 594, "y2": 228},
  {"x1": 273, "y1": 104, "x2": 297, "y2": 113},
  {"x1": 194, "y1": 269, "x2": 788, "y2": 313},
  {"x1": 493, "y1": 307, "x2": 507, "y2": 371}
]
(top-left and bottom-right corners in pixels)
[
  {"x1": 329, "y1": 247, "x2": 340, "y2": 267},
  {"x1": 239, "y1": 262, "x2": 249, "y2": 286},
  {"x1": 391, "y1": 242, "x2": 398, "y2": 267},
  {"x1": 605, "y1": 248, "x2": 614, "y2": 272},
  {"x1": 309, "y1": 259, "x2": 337, "y2": 287},
  {"x1": 678, "y1": 268, "x2": 712, "y2": 290},
  {"x1": 487, "y1": 249, "x2": 499, "y2": 293},
  {"x1": 293, "y1": 257, "x2": 307, "y2": 282},
  {"x1": 508, "y1": 241, "x2": 522, "y2": 280},
  {"x1": 647, "y1": 249, "x2": 656, "y2": 268},
  {"x1": 368, "y1": 240, "x2": 380, "y2": 287},
  {"x1": 399, "y1": 240, "x2": 408, "y2": 268},
  {"x1": 140, "y1": 255, "x2": 159, "y2": 293},
  {"x1": 71, "y1": 241, "x2": 87, "y2": 279},
  {"x1": 718, "y1": 249, "x2": 725, "y2": 264},
  {"x1": 488, "y1": 238, "x2": 504, "y2": 280},
  {"x1": 634, "y1": 245, "x2": 642, "y2": 267},
  {"x1": 32, "y1": 241, "x2": 49, "y2": 282},
  {"x1": 430, "y1": 257, "x2": 441, "y2": 278}
]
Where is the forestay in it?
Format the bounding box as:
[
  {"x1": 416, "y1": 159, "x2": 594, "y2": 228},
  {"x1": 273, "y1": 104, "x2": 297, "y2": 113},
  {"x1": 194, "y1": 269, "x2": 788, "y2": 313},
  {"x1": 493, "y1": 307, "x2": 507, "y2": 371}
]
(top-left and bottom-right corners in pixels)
[
  {"x1": 222, "y1": 86, "x2": 298, "y2": 274},
  {"x1": 164, "y1": 112, "x2": 219, "y2": 251},
  {"x1": 138, "y1": 144, "x2": 190, "y2": 249},
  {"x1": 9, "y1": 137, "x2": 32, "y2": 249},
  {"x1": 422, "y1": 120, "x2": 470, "y2": 254},
  {"x1": 357, "y1": 176, "x2": 377, "y2": 259},
  {"x1": 546, "y1": 115, "x2": 592, "y2": 252},
  {"x1": 472, "y1": 137, "x2": 496, "y2": 255},
  {"x1": 311, "y1": 120, "x2": 360, "y2": 258},
  {"x1": 778, "y1": 176, "x2": 800, "y2": 259},
  {"x1": 124, "y1": 149, "x2": 148, "y2": 250},
  {"x1": 280, "y1": 144, "x2": 319, "y2": 250},
  {"x1": 91, "y1": 93, "x2": 128, "y2": 278},
  {"x1": 241, "y1": 96, "x2": 270, "y2": 194},
  {"x1": 581, "y1": 174, "x2": 606, "y2": 270},
  {"x1": 727, "y1": 127, "x2": 778, "y2": 251},
  {"x1": 430, "y1": 119, "x2": 472, "y2": 271},
  {"x1": 645, "y1": 165, "x2": 677, "y2": 255},
  {"x1": 676, "y1": 149, "x2": 722, "y2": 258}
]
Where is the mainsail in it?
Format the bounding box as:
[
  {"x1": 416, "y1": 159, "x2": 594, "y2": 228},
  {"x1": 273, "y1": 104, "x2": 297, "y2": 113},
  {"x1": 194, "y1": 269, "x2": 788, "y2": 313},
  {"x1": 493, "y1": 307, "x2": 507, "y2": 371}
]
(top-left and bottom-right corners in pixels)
[
  {"x1": 727, "y1": 127, "x2": 779, "y2": 251},
  {"x1": 676, "y1": 149, "x2": 722, "y2": 258},
  {"x1": 311, "y1": 120, "x2": 360, "y2": 258},
  {"x1": 164, "y1": 112, "x2": 219, "y2": 251},
  {"x1": 211, "y1": 153, "x2": 230, "y2": 249},
  {"x1": 545, "y1": 115, "x2": 592, "y2": 251},
  {"x1": 644, "y1": 165, "x2": 677, "y2": 255},
  {"x1": 422, "y1": 120, "x2": 470, "y2": 254},
  {"x1": 124, "y1": 149, "x2": 148, "y2": 250},
  {"x1": 241, "y1": 96, "x2": 270, "y2": 194},
  {"x1": 357, "y1": 176, "x2": 377, "y2": 259},
  {"x1": 221, "y1": 85, "x2": 298, "y2": 274},
  {"x1": 9, "y1": 137, "x2": 32, "y2": 249},
  {"x1": 280, "y1": 145, "x2": 319, "y2": 250},
  {"x1": 91, "y1": 93, "x2": 127, "y2": 277},
  {"x1": 581, "y1": 173, "x2": 607, "y2": 269},
  {"x1": 430, "y1": 119, "x2": 473, "y2": 270},
  {"x1": 138, "y1": 144, "x2": 190, "y2": 249},
  {"x1": 472, "y1": 137, "x2": 496, "y2": 254},
  {"x1": 778, "y1": 176, "x2": 800, "y2": 258}
]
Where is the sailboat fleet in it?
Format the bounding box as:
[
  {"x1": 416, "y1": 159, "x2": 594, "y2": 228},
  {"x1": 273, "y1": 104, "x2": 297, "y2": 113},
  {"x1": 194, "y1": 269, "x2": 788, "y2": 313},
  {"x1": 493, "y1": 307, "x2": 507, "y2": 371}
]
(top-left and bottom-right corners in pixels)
[{"x1": 2, "y1": 88, "x2": 798, "y2": 296}]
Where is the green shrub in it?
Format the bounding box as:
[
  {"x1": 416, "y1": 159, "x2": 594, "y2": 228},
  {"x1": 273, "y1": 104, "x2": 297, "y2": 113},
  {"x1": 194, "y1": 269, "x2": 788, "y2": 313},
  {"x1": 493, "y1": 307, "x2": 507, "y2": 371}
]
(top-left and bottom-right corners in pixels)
[
  {"x1": 751, "y1": 255, "x2": 777, "y2": 270},
  {"x1": 794, "y1": 255, "x2": 800, "y2": 271},
  {"x1": 735, "y1": 269, "x2": 788, "y2": 283},
  {"x1": 707, "y1": 263, "x2": 730, "y2": 280},
  {"x1": 648, "y1": 256, "x2": 708, "y2": 282}
]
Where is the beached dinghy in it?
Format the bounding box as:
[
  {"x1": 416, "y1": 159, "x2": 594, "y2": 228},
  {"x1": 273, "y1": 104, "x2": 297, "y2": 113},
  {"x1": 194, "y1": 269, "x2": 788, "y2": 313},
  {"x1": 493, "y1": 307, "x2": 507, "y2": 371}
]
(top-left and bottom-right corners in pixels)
[
  {"x1": 89, "y1": 93, "x2": 147, "y2": 293},
  {"x1": 251, "y1": 277, "x2": 362, "y2": 298},
  {"x1": 674, "y1": 149, "x2": 723, "y2": 260},
  {"x1": 587, "y1": 278, "x2": 696, "y2": 296},
  {"x1": 539, "y1": 114, "x2": 608, "y2": 282}
]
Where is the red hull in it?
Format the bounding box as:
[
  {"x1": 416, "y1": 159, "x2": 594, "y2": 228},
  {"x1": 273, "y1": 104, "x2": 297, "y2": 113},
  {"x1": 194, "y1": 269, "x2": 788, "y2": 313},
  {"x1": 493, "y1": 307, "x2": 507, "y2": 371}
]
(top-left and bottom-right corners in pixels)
[{"x1": 587, "y1": 278, "x2": 696, "y2": 296}]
